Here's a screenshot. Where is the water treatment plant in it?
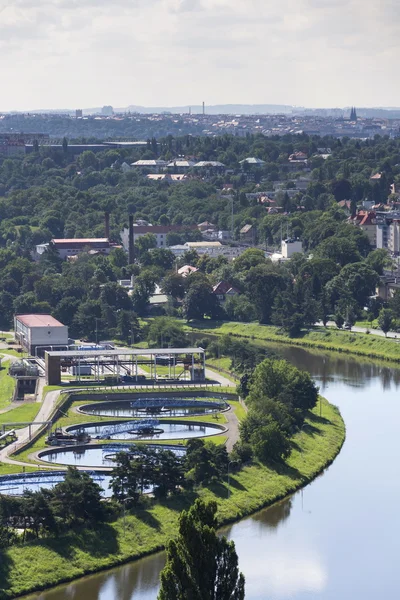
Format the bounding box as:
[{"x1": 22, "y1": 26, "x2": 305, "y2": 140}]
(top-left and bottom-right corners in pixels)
[{"x1": 0, "y1": 390, "x2": 237, "y2": 493}]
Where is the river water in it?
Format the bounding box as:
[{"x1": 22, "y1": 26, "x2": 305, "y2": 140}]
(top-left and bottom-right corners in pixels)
[{"x1": 23, "y1": 345, "x2": 400, "y2": 600}]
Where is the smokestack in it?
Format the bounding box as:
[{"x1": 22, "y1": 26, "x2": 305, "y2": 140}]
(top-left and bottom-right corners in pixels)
[
  {"x1": 202, "y1": 101, "x2": 205, "y2": 115},
  {"x1": 104, "y1": 212, "x2": 110, "y2": 239},
  {"x1": 128, "y1": 214, "x2": 134, "y2": 264}
]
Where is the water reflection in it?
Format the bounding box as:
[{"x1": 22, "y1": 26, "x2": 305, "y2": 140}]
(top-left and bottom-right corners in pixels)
[
  {"x1": 270, "y1": 343, "x2": 400, "y2": 390},
  {"x1": 250, "y1": 497, "x2": 293, "y2": 530},
  {"x1": 27, "y1": 553, "x2": 166, "y2": 600}
]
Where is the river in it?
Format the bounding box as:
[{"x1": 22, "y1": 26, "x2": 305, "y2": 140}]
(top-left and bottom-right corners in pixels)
[{"x1": 23, "y1": 345, "x2": 400, "y2": 600}]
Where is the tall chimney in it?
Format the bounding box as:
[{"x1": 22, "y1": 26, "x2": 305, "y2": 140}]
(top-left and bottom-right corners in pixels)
[
  {"x1": 202, "y1": 101, "x2": 205, "y2": 115},
  {"x1": 128, "y1": 214, "x2": 134, "y2": 264},
  {"x1": 104, "y1": 212, "x2": 110, "y2": 239}
]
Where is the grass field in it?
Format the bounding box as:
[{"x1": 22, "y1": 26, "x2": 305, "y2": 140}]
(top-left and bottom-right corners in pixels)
[
  {"x1": 185, "y1": 320, "x2": 400, "y2": 363},
  {"x1": 0, "y1": 398, "x2": 344, "y2": 600},
  {"x1": 0, "y1": 362, "x2": 16, "y2": 410},
  {"x1": 0, "y1": 403, "x2": 40, "y2": 428}
]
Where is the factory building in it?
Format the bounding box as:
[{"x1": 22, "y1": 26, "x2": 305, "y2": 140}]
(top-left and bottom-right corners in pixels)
[
  {"x1": 14, "y1": 315, "x2": 69, "y2": 356},
  {"x1": 36, "y1": 238, "x2": 118, "y2": 260}
]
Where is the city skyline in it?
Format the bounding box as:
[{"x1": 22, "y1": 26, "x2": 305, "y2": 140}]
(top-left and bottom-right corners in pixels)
[{"x1": 0, "y1": 0, "x2": 398, "y2": 112}]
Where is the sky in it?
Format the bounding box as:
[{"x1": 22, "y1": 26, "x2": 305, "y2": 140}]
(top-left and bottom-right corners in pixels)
[{"x1": 0, "y1": 0, "x2": 399, "y2": 111}]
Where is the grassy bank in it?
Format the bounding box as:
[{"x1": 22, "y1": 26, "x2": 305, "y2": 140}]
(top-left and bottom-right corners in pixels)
[
  {"x1": 187, "y1": 320, "x2": 400, "y2": 363},
  {"x1": 0, "y1": 362, "x2": 16, "y2": 410},
  {"x1": 0, "y1": 398, "x2": 344, "y2": 599}
]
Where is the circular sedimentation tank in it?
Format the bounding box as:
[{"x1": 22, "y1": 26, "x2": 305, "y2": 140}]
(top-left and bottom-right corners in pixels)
[
  {"x1": 65, "y1": 419, "x2": 226, "y2": 442},
  {"x1": 38, "y1": 443, "x2": 187, "y2": 468},
  {"x1": 0, "y1": 471, "x2": 112, "y2": 496},
  {"x1": 78, "y1": 397, "x2": 229, "y2": 419}
]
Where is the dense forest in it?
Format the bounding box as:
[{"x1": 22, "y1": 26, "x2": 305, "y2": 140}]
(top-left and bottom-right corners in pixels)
[{"x1": 0, "y1": 132, "x2": 399, "y2": 335}]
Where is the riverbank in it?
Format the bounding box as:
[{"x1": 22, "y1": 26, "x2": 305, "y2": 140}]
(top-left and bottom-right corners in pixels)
[
  {"x1": 187, "y1": 320, "x2": 400, "y2": 363},
  {"x1": 0, "y1": 397, "x2": 345, "y2": 600}
]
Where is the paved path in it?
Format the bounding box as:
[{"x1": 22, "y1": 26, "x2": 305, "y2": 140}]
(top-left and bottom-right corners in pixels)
[
  {"x1": 205, "y1": 368, "x2": 235, "y2": 387},
  {"x1": 316, "y1": 321, "x2": 400, "y2": 339},
  {"x1": 0, "y1": 385, "x2": 61, "y2": 467}
]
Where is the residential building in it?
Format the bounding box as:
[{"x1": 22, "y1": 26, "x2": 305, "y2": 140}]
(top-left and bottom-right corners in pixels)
[
  {"x1": 281, "y1": 238, "x2": 303, "y2": 258},
  {"x1": 212, "y1": 281, "x2": 240, "y2": 303},
  {"x1": 198, "y1": 221, "x2": 217, "y2": 232},
  {"x1": 289, "y1": 151, "x2": 308, "y2": 162},
  {"x1": 240, "y1": 224, "x2": 256, "y2": 244},
  {"x1": 131, "y1": 159, "x2": 167, "y2": 172},
  {"x1": 146, "y1": 174, "x2": 187, "y2": 183},
  {"x1": 376, "y1": 212, "x2": 400, "y2": 253},
  {"x1": 177, "y1": 265, "x2": 198, "y2": 277},
  {"x1": 370, "y1": 172, "x2": 382, "y2": 182},
  {"x1": 167, "y1": 159, "x2": 196, "y2": 173},
  {"x1": 349, "y1": 211, "x2": 377, "y2": 246},
  {"x1": 169, "y1": 242, "x2": 243, "y2": 260},
  {"x1": 239, "y1": 157, "x2": 266, "y2": 166},
  {"x1": 14, "y1": 314, "x2": 68, "y2": 356}
]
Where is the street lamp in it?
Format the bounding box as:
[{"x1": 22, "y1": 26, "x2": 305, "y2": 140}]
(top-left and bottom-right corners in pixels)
[{"x1": 227, "y1": 460, "x2": 238, "y2": 498}]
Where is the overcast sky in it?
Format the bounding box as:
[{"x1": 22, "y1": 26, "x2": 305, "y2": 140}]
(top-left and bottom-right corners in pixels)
[{"x1": 0, "y1": 0, "x2": 398, "y2": 111}]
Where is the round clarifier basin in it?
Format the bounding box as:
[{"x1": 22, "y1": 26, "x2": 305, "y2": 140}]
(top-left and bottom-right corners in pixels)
[
  {"x1": 78, "y1": 398, "x2": 228, "y2": 419},
  {"x1": 65, "y1": 419, "x2": 226, "y2": 441},
  {"x1": 0, "y1": 471, "x2": 112, "y2": 497},
  {"x1": 38, "y1": 443, "x2": 186, "y2": 468}
]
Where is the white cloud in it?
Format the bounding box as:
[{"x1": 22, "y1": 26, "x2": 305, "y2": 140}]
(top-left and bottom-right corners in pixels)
[{"x1": 0, "y1": 0, "x2": 398, "y2": 110}]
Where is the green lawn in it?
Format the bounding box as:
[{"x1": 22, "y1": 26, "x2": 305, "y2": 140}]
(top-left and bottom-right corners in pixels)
[
  {"x1": 0, "y1": 398, "x2": 344, "y2": 600},
  {"x1": 0, "y1": 362, "x2": 16, "y2": 410},
  {"x1": 0, "y1": 403, "x2": 40, "y2": 428}
]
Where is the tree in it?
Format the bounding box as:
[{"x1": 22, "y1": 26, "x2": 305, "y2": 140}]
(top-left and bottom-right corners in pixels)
[
  {"x1": 51, "y1": 467, "x2": 105, "y2": 525},
  {"x1": 250, "y1": 421, "x2": 291, "y2": 462},
  {"x1": 245, "y1": 264, "x2": 286, "y2": 324},
  {"x1": 161, "y1": 272, "x2": 185, "y2": 300},
  {"x1": 153, "y1": 449, "x2": 184, "y2": 498},
  {"x1": 378, "y1": 308, "x2": 393, "y2": 337},
  {"x1": 117, "y1": 310, "x2": 141, "y2": 344},
  {"x1": 158, "y1": 499, "x2": 245, "y2": 600},
  {"x1": 147, "y1": 317, "x2": 186, "y2": 347},
  {"x1": 182, "y1": 281, "x2": 221, "y2": 321},
  {"x1": 136, "y1": 233, "x2": 157, "y2": 256},
  {"x1": 247, "y1": 359, "x2": 318, "y2": 413},
  {"x1": 110, "y1": 452, "x2": 141, "y2": 504},
  {"x1": 334, "y1": 310, "x2": 344, "y2": 329}
]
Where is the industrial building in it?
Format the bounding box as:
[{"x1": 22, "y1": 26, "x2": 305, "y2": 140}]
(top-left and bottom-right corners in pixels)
[
  {"x1": 45, "y1": 347, "x2": 206, "y2": 385},
  {"x1": 14, "y1": 315, "x2": 69, "y2": 356},
  {"x1": 35, "y1": 238, "x2": 119, "y2": 260}
]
